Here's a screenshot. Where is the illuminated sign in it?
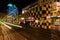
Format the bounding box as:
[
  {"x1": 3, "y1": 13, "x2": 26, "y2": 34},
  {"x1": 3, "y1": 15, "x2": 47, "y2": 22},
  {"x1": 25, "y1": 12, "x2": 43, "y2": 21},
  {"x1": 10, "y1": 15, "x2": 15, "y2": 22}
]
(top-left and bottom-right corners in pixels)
[{"x1": 7, "y1": 3, "x2": 19, "y2": 16}]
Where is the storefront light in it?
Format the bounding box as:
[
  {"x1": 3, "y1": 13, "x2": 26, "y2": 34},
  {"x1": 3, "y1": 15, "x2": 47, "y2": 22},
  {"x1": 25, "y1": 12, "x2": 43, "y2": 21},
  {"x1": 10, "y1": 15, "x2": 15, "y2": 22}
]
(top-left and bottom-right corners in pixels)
[
  {"x1": 21, "y1": 17, "x2": 24, "y2": 20},
  {"x1": 22, "y1": 10, "x2": 27, "y2": 14},
  {"x1": 53, "y1": 2, "x2": 60, "y2": 12},
  {"x1": 22, "y1": 10, "x2": 25, "y2": 14},
  {"x1": 56, "y1": 2, "x2": 60, "y2": 6},
  {"x1": 35, "y1": 20, "x2": 39, "y2": 23}
]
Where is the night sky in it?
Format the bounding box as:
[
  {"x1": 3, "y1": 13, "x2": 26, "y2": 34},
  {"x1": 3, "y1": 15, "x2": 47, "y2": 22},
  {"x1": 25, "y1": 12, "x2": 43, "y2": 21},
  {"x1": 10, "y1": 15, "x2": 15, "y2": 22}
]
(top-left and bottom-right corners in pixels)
[{"x1": 0, "y1": 0, "x2": 37, "y2": 13}]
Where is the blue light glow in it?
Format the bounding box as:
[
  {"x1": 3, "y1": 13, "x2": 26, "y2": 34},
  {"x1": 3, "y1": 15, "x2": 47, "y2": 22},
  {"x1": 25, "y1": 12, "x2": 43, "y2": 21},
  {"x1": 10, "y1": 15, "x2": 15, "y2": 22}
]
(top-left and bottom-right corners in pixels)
[
  {"x1": 7, "y1": 3, "x2": 19, "y2": 16},
  {"x1": 8, "y1": 3, "x2": 13, "y2": 7}
]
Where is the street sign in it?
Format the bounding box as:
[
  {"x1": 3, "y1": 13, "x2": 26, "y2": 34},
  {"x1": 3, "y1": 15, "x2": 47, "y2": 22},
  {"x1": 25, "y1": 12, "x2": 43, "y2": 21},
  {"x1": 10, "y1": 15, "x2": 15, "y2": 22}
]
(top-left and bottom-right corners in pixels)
[{"x1": 7, "y1": 3, "x2": 19, "y2": 16}]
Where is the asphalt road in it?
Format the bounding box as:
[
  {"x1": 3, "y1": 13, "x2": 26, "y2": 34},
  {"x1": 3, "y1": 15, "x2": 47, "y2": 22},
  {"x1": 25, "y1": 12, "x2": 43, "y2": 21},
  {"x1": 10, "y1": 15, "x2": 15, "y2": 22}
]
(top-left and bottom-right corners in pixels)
[
  {"x1": 0, "y1": 24, "x2": 60, "y2": 40},
  {"x1": 2, "y1": 24, "x2": 51, "y2": 40},
  {"x1": 0, "y1": 27, "x2": 4, "y2": 40},
  {"x1": 1, "y1": 25, "x2": 27, "y2": 40}
]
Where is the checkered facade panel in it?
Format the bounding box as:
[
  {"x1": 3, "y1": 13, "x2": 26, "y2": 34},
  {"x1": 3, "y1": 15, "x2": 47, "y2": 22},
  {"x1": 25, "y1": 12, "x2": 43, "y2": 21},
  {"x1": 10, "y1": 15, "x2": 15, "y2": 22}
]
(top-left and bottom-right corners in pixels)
[{"x1": 21, "y1": 3, "x2": 52, "y2": 29}]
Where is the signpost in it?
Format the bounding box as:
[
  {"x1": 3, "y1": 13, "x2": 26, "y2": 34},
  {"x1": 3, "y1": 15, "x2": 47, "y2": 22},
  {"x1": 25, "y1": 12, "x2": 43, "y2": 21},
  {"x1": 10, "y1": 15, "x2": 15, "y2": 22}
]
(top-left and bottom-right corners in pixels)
[{"x1": 7, "y1": 3, "x2": 19, "y2": 24}]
